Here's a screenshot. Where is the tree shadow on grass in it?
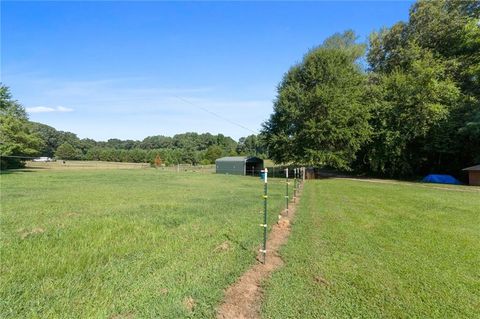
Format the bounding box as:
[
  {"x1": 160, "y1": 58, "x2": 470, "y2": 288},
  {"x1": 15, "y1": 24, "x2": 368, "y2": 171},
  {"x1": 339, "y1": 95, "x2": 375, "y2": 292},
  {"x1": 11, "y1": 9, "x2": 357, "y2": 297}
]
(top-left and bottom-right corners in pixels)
[{"x1": 0, "y1": 168, "x2": 45, "y2": 175}]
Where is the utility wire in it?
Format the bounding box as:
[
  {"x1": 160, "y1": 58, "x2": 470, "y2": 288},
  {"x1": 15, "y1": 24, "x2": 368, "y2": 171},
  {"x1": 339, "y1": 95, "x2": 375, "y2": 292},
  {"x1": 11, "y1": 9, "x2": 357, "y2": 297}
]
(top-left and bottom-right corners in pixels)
[{"x1": 172, "y1": 94, "x2": 258, "y2": 134}]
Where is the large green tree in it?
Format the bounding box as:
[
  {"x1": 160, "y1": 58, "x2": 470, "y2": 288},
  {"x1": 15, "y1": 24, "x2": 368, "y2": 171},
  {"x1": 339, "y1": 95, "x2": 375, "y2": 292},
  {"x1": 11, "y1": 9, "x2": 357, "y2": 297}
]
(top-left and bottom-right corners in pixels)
[
  {"x1": 0, "y1": 85, "x2": 43, "y2": 169},
  {"x1": 358, "y1": 52, "x2": 460, "y2": 176},
  {"x1": 262, "y1": 31, "x2": 371, "y2": 169},
  {"x1": 365, "y1": 0, "x2": 480, "y2": 176}
]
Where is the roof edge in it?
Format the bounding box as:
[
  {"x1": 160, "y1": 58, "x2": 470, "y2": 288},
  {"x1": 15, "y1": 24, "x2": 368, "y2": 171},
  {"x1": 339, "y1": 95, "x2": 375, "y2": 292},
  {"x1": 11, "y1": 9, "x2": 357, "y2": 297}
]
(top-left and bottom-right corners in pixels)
[{"x1": 462, "y1": 164, "x2": 480, "y2": 171}]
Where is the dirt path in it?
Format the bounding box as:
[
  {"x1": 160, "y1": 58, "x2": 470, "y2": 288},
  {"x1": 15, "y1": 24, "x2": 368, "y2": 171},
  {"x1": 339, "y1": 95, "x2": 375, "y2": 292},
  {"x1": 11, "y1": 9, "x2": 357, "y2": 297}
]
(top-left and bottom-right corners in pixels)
[{"x1": 216, "y1": 185, "x2": 302, "y2": 319}]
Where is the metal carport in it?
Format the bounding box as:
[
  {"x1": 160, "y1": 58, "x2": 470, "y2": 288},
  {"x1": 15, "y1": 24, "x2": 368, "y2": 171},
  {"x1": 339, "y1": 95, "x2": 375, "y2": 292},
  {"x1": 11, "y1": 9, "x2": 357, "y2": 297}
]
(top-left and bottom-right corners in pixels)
[{"x1": 215, "y1": 156, "x2": 264, "y2": 176}]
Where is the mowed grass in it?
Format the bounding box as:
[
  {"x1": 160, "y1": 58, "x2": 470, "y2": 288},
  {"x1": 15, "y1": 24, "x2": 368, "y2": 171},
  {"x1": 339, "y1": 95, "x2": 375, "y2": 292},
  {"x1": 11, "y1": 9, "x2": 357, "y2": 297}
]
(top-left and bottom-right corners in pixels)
[
  {"x1": 0, "y1": 168, "x2": 289, "y2": 318},
  {"x1": 262, "y1": 179, "x2": 480, "y2": 318}
]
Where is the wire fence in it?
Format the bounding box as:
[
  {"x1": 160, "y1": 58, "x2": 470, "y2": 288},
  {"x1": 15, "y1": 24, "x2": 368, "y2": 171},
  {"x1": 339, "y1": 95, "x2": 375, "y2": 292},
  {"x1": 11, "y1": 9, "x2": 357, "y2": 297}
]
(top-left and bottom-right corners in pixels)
[
  {"x1": 2, "y1": 155, "x2": 312, "y2": 180},
  {"x1": 259, "y1": 166, "x2": 305, "y2": 263},
  {"x1": 3, "y1": 153, "x2": 308, "y2": 266},
  {"x1": 0, "y1": 156, "x2": 216, "y2": 173}
]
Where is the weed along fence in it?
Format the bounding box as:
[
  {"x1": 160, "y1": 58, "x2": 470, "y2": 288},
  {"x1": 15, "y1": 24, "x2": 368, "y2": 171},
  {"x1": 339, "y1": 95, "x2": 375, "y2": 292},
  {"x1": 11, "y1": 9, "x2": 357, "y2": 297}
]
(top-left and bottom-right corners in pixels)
[{"x1": 258, "y1": 166, "x2": 305, "y2": 264}]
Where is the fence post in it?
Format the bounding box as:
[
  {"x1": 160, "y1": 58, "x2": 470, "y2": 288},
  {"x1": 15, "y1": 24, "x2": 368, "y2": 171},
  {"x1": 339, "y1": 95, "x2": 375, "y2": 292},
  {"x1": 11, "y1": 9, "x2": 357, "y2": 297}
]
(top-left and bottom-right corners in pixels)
[
  {"x1": 285, "y1": 168, "x2": 289, "y2": 215},
  {"x1": 298, "y1": 167, "x2": 302, "y2": 188},
  {"x1": 293, "y1": 168, "x2": 297, "y2": 203},
  {"x1": 261, "y1": 168, "x2": 268, "y2": 264}
]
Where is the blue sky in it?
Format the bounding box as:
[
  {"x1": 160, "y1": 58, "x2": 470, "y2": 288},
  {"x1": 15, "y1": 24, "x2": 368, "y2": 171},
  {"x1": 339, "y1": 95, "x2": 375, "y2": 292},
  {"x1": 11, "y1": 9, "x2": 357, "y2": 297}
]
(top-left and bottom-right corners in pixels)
[{"x1": 2, "y1": 1, "x2": 412, "y2": 141}]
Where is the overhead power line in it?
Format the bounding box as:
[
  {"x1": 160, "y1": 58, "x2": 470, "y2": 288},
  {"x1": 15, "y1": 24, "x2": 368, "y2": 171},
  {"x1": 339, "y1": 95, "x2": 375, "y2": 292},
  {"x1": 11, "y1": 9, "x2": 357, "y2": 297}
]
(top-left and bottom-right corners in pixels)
[{"x1": 172, "y1": 94, "x2": 258, "y2": 134}]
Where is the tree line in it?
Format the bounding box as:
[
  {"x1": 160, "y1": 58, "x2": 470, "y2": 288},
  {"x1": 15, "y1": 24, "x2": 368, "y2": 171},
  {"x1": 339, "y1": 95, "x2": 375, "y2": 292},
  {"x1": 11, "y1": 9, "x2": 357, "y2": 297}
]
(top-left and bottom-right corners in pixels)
[
  {"x1": 0, "y1": 107, "x2": 265, "y2": 169},
  {"x1": 0, "y1": 89, "x2": 265, "y2": 169},
  {"x1": 262, "y1": 0, "x2": 479, "y2": 177}
]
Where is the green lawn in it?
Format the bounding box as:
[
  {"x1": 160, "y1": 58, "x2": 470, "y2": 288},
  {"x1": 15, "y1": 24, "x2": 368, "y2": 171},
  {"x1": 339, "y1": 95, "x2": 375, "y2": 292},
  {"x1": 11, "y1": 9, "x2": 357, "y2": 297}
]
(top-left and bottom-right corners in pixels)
[
  {"x1": 0, "y1": 169, "x2": 289, "y2": 318},
  {"x1": 3, "y1": 169, "x2": 479, "y2": 318},
  {"x1": 262, "y1": 179, "x2": 480, "y2": 318}
]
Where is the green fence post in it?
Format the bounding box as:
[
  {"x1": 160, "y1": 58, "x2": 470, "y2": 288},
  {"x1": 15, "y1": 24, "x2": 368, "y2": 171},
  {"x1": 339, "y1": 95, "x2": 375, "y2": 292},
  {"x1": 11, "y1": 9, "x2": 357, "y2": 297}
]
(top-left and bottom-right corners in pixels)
[
  {"x1": 285, "y1": 168, "x2": 289, "y2": 215},
  {"x1": 261, "y1": 168, "x2": 268, "y2": 264},
  {"x1": 293, "y1": 168, "x2": 297, "y2": 203},
  {"x1": 298, "y1": 167, "x2": 302, "y2": 189}
]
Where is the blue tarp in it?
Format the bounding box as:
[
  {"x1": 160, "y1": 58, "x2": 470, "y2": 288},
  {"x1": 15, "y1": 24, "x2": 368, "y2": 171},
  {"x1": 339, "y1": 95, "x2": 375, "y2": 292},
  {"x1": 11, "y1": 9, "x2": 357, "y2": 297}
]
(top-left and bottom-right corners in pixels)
[{"x1": 422, "y1": 174, "x2": 461, "y2": 185}]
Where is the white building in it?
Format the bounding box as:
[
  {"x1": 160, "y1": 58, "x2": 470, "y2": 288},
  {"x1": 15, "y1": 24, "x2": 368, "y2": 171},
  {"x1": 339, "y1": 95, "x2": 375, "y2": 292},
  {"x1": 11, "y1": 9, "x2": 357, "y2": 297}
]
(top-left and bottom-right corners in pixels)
[{"x1": 32, "y1": 157, "x2": 53, "y2": 162}]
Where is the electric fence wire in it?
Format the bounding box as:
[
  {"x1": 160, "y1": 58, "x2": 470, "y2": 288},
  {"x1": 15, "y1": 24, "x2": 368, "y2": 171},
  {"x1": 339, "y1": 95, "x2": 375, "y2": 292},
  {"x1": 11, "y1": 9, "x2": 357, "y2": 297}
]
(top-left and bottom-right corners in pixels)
[{"x1": 172, "y1": 94, "x2": 258, "y2": 134}]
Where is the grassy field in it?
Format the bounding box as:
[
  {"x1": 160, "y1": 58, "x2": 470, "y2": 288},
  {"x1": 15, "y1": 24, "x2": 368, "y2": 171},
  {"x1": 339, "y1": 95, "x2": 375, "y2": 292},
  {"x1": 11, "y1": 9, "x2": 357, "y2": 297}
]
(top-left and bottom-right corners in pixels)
[
  {"x1": 262, "y1": 179, "x2": 480, "y2": 318},
  {"x1": 3, "y1": 165, "x2": 479, "y2": 318},
  {"x1": 0, "y1": 168, "x2": 290, "y2": 318},
  {"x1": 24, "y1": 160, "x2": 215, "y2": 173}
]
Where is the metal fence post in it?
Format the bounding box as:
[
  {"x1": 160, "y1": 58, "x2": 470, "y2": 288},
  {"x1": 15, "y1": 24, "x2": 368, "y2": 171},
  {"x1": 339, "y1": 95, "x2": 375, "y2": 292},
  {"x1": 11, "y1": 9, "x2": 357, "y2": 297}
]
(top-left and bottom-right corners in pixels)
[
  {"x1": 301, "y1": 168, "x2": 303, "y2": 185},
  {"x1": 261, "y1": 168, "x2": 268, "y2": 264},
  {"x1": 285, "y1": 168, "x2": 289, "y2": 215},
  {"x1": 293, "y1": 168, "x2": 297, "y2": 203}
]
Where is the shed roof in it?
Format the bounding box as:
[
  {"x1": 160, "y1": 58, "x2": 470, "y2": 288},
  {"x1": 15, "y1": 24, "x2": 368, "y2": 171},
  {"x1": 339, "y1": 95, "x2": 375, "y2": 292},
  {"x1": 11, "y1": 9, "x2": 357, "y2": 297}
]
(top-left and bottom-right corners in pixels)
[
  {"x1": 462, "y1": 164, "x2": 480, "y2": 171},
  {"x1": 215, "y1": 156, "x2": 263, "y2": 163}
]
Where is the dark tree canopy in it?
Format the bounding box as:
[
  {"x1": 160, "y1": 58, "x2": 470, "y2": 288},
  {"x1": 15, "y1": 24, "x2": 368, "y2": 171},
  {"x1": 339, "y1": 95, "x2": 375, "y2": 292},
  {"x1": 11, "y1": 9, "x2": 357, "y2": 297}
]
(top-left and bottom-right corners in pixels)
[
  {"x1": 264, "y1": 1, "x2": 479, "y2": 177},
  {"x1": 363, "y1": 0, "x2": 480, "y2": 176}
]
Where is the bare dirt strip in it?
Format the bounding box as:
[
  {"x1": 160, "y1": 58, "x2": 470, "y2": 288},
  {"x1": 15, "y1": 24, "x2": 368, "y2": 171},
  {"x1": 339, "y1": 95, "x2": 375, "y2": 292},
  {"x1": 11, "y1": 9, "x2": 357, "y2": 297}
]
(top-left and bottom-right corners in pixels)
[{"x1": 217, "y1": 185, "x2": 302, "y2": 319}]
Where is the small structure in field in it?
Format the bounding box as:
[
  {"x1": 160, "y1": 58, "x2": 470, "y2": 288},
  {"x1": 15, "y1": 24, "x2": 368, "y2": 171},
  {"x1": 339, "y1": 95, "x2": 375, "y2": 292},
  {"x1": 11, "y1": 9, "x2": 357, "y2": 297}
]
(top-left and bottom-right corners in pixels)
[
  {"x1": 215, "y1": 156, "x2": 264, "y2": 176},
  {"x1": 462, "y1": 164, "x2": 480, "y2": 186}
]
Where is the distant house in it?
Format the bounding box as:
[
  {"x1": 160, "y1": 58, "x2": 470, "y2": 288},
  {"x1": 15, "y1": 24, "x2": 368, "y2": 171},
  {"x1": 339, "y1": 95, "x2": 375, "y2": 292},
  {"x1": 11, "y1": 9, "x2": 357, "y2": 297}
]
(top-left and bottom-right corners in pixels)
[
  {"x1": 215, "y1": 156, "x2": 264, "y2": 176},
  {"x1": 32, "y1": 157, "x2": 53, "y2": 162},
  {"x1": 462, "y1": 164, "x2": 480, "y2": 186}
]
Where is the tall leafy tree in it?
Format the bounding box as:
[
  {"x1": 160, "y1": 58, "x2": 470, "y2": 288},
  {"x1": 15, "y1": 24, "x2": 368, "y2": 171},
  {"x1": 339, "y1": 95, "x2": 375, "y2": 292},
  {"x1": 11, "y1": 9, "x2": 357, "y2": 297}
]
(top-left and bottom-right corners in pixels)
[
  {"x1": 0, "y1": 85, "x2": 42, "y2": 169},
  {"x1": 358, "y1": 52, "x2": 460, "y2": 176},
  {"x1": 28, "y1": 122, "x2": 63, "y2": 157},
  {"x1": 262, "y1": 31, "x2": 371, "y2": 169}
]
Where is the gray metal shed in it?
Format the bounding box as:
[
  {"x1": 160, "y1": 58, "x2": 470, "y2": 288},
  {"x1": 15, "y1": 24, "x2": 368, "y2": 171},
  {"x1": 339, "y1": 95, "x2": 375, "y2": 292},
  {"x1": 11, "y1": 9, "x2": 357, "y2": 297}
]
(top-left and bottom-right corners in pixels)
[{"x1": 215, "y1": 156, "x2": 264, "y2": 176}]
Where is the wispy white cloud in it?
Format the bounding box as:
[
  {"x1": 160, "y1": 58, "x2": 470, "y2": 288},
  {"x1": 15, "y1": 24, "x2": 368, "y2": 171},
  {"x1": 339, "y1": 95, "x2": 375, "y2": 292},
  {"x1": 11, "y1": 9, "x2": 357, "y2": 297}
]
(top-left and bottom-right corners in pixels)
[
  {"x1": 27, "y1": 106, "x2": 74, "y2": 113},
  {"x1": 57, "y1": 106, "x2": 74, "y2": 112}
]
